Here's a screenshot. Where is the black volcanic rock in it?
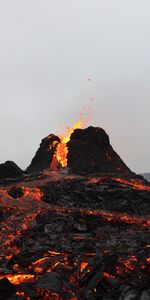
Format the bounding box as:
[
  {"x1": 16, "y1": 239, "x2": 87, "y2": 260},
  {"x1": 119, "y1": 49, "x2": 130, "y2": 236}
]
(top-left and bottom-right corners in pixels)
[
  {"x1": 0, "y1": 278, "x2": 16, "y2": 299},
  {"x1": 8, "y1": 186, "x2": 24, "y2": 199},
  {"x1": 0, "y1": 161, "x2": 23, "y2": 179},
  {"x1": 67, "y1": 126, "x2": 135, "y2": 176},
  {"x1": 26, "y1": 134, "x2": 61, "y2": 173},
  {"x1": 27, "y1": 126, "x2": 137, "y2": 176},
  {"x1": 36, "y1": 272, "x2": 62, "y2": 293}
]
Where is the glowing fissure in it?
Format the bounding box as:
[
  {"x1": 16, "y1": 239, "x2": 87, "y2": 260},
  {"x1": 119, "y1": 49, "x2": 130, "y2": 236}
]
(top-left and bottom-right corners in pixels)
[
  {"x1": 1, "y1": 253, "x2": 147, "y2": 287},
  {"x1": 51, "y1": 121, "x2": 83, "y2": 168},
  {"x1": 0, "y1": 171, "x2": 150, "y2": 297},
  {"x1": 0, "y1": 274, "x2": 35, "y2": 285},
  {"x1": 87, "y1": 176, "x2": 150, "y2": 191}
]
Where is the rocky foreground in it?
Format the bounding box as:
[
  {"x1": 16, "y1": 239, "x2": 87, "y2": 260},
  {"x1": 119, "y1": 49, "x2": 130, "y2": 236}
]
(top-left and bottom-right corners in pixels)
[
  {"x1": 0, "y1": 170, "x2": 150, "y2": 300},
  {"x1": 0, "y1": 126, "x2": 150, "y2": 299}
]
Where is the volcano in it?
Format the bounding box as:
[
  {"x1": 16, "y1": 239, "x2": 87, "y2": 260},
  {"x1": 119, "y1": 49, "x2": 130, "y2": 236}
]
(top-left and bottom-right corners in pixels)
[
  {"x1": 0, "y1": 161, "x2": 23, "y2": 179},
  {"x1": 26, "y1": 134, "x2": 61, "y2": 173},
  {"x1": 0, "y1": 125, "x2": 150, "y2": 300},
  {"x1": 67, "y1": 126, "x2": 135, "y2": 176},
  {"x1": 27, "y1": 126, "x2": 136, "y2": 178}
]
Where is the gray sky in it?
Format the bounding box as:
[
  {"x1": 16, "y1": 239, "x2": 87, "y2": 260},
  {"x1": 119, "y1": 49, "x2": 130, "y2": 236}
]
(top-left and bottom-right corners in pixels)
[{"x1": 0, "y1": 0, "x2": 150, "y2": 173}]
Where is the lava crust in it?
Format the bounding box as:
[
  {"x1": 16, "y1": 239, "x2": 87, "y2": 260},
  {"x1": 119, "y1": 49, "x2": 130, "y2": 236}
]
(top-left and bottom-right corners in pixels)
[{"x1": 0, "y1": 126, "x2": 150, "y2": 300}]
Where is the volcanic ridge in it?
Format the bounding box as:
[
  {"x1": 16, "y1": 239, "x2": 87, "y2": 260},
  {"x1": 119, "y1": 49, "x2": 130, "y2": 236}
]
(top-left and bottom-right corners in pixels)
[{"x1": 0, "y1": 126, "x2": 150, "y2": 300}]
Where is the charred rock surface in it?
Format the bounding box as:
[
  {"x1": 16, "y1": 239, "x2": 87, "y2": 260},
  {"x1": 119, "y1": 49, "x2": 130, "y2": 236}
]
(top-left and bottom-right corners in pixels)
[
  {"x1": 0, "y1": 161, "x2": 23, "y2": 179},
  {"x1": 0, "y1": 126, "x2": 150, "y2": 299},
  {"x1": 8, "y1": 186, "x2": 24, "y2": 199},
  {"x1": 41, "y1": 177, "x2": 150, "y2": 215},
  {"x1": 26, "y1": 126, "x2": 139, "y2": 177},
  {"x1": 0, "y1": 173, "x2": 150, "y2": 300},
  {"x1": 26, "y1": 134, "x2": 60, "y2": 173},
  {"x1": 0, "y1": 278, "x2": 16, "y2": 299},
  {"x1": 67, "y1": 127, "x2": 136, "y2": 176}
]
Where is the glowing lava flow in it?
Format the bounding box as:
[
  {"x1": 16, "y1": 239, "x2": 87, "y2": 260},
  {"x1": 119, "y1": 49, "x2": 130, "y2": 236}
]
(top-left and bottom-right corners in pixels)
[
  {"x1": 46, "y1": 205, "x2": 150, "y2": 227},
  {"x1": 0, "y1": 173, "x2": 149, "y2": 297},
  {"x1": 51, "y1": 121, "x2": 83, "y2": 168},
  {"x1": 87, "y1": 176, "x2": 150, "y2": 191},
  {"x1": 0, "y1": 274, "x2": 35, "y2": 285},
  {"x1": 0, "y1": 186, "x2": 44, "y2": 256}
]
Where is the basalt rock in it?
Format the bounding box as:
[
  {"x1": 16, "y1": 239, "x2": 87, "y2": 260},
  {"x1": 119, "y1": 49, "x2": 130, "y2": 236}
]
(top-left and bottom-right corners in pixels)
[
  {"x1": 67, "y1": 126, "x2": 136, "y2": 176},
  {"x1": 26, "y1": 134, "x2": 61, "y2": 173},
  {"x1": 36, "y1": 272, "x2": 62, "y2": 293},
  {"x1": 0, "y1": 161, "x2": 24, "y2": 179},
  {"x1": 0, "y1": 278, "x2": 16, "y2": 300},
  {"x1": 0, "y1": 172, "x2": 150, "y2": 299},
  {"x1": 8, "y1": 186, "x2": 24, "y2": 199}
]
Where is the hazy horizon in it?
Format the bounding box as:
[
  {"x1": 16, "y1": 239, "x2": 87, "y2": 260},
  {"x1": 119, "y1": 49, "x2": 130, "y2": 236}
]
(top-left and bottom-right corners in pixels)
[{"x1": 0, "y1": 0, "x2": 150, "y2": 174}]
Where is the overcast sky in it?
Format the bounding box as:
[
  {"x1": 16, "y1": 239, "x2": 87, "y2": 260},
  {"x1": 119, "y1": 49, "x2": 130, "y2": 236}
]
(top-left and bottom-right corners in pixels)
[{"x1": 0, "y1": 0, "x2": 150, "y2": 173}]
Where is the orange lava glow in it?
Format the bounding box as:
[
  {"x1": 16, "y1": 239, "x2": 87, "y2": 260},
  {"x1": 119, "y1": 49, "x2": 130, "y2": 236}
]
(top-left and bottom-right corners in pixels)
[
  {"x1": 80, "y1": 261, "x2": 89, "y2": 272},
  {"x1": 47, "y1": 251, "x2": 61, "y2": 256},
  {"x1": 114, "y1": 178, "x2": 150, "y2": 191},
  {"x1": 16, "y1": 291, "x2": 26, "y2": 297},
  {"x1": 103, "y1": 272, "x2": 116, "y2": 279},
  {"x1": 0, "y1": 274, "x2": 35, "y2": 285},
  {"x1": 36, "y1": 289, "x2": 60, "y2": 300},
  {"x1": 116, "y1": 255, "x2": 138, "y2": 275},
  {"x1": 23, "y1": 187, "x2": 44, "y2": 201},
  {"x1": 0, "y1": 185, "x2": 45, "y2": 257},
  {"x1": 146, "y1": 257, "x2": 150, "y2": 264},
  {"x1": 87, "y1": 176, "x2": 150, "y2": 191},
  {"x1": 51, "y1": 121, "x2": 83, "y2": 168},
  {"x1": 0, "y1": 170, "x2": 150, "y2": 297},
  {"x1": 32, "y1": 257, "x2": 51, "y2": 273}
]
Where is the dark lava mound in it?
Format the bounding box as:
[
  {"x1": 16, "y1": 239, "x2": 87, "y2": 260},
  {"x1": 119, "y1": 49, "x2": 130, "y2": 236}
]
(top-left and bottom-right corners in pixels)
[
  {"x1": 27, "y1": 134, "x2": 60, "y2": 173},
  {"x1": 0, "y1": 161, "x2": 23, "y2": 179},
  {"x1": 67, "y1": 126, "x2": 135, "y2": 176},
  {"x1": 27, "y1": 126, "x2": 137, "y2": 178}
]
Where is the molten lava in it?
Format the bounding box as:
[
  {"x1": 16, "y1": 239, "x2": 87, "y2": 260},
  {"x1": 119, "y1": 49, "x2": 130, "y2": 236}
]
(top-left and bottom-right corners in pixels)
[
  {"x1": 51, "y1": 121, "x2": 83, "y2": 168},
  {"x1": 0, "y1": 274, "x2": 34, "y2": 285},
  {"x1": 0, "y1": 140, "x2": 150, "y2": 299}
]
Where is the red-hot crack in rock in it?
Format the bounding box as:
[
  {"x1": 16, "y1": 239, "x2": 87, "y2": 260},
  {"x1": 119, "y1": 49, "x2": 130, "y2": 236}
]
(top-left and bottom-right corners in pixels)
[
  {"x1": 0, "y1": 172, "x2": 150, "y2": 299},
  {"x1": 0, "y1": 186, "x2": 43, "y2": 255},
  {"x1": 1, "y1": 126, "x2": 150, "y2": 299}
]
